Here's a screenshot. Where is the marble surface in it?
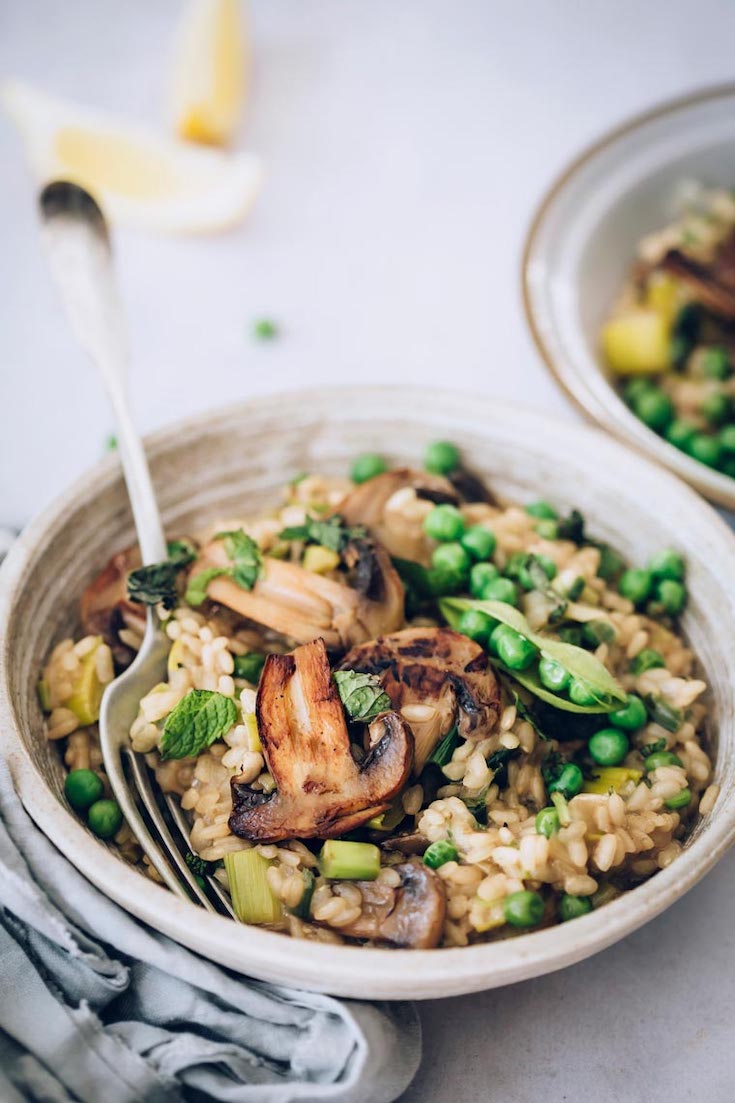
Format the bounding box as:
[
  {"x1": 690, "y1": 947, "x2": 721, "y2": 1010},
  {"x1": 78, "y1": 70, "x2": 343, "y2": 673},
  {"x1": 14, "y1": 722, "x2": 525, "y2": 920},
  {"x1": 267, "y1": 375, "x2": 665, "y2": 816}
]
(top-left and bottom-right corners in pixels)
[{"x1": 1, "y1": 2, "x2": 734, "y2": 1099}]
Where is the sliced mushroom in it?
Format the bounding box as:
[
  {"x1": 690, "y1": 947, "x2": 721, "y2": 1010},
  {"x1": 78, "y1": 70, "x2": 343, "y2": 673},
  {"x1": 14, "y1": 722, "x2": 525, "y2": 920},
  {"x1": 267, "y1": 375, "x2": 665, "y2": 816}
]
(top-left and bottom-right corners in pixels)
[
  {"x1": 381, "y1": 831, "x2": 430, "y2": 856},
  {"x1": 190, "y1": 536, "x2": 403, "y2": 651},
  {"x1": 340, "y1": 626, "x2": 500, "y2": 771},
  {"x1": 661, "y1": 232, "x2": 735, "y2": 318},
  {"x1": 79, "y1": 546, "x2": 146, "y2": 668},
  {"x1": 229, "y1": 637, "x2": 414, "y2": 842},
  {"x1": 335, "y1": 859, "x2": 446, "y2": 948}
]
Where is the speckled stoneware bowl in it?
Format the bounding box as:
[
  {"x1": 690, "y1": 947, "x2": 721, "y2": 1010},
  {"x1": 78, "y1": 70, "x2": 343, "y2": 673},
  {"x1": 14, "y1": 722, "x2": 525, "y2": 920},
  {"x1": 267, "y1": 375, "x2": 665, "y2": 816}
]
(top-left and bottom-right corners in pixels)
[
  {"x1": 523, "y1": 84, "x2": 735, "y2": 510},
  {"x1": 2, "y1": 386, "x2": 735, "y2": 999}
]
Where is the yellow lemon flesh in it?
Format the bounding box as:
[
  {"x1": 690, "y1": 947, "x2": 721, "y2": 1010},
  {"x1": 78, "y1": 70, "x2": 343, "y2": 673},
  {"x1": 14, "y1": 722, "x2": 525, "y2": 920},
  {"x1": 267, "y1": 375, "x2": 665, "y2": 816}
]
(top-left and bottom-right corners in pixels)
[{"x1": 172, "y1": 0, "x2": 247, "y2": 146}]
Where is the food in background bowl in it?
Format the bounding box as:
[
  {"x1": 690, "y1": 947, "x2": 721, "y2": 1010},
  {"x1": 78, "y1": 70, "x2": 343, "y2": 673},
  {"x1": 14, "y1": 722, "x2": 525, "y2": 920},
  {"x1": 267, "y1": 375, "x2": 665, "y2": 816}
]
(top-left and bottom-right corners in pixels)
[
  {"x1": 601, "y1": 182, "x2": 735, "y2": 476},
  {"x1": 39, "y1": 442, "x2": 717, "y2": 948}
]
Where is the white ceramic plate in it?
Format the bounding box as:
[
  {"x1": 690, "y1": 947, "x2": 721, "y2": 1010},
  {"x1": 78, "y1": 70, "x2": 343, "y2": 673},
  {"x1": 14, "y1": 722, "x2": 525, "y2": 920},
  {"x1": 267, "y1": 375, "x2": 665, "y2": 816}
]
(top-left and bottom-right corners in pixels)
[
  {"x1": 522, "y1": 84, "x2": 735, "y2": 510},
  {"x1": 2, "y1": 386, "x2": 735, "y2": 999}
]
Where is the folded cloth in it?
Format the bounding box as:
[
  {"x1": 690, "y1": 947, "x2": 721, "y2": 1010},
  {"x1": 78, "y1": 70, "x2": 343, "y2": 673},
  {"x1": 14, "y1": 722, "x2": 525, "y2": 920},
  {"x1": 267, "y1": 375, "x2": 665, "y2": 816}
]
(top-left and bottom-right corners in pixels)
[{"x1": 0, "y1": 760, "x2": 420, "y2": 1103}]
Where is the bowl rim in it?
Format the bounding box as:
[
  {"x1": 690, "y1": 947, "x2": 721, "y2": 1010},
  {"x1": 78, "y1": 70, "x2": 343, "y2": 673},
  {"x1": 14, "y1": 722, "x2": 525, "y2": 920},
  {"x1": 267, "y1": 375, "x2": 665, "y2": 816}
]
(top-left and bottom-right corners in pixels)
[
  {"x1": 3, "y1": 384, "x2": 735, "y2": 1000},
  {"x1": 521, "y1": 81, "x2": 735, "y2": 510}
]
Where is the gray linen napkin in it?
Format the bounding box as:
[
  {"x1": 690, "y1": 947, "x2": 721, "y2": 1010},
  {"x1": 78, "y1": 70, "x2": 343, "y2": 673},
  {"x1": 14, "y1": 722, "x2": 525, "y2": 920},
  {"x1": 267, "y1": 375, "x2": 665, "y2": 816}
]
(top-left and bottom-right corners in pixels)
[{"x1": 0, "y1": 760, "x2": 420, "y2": 1103}]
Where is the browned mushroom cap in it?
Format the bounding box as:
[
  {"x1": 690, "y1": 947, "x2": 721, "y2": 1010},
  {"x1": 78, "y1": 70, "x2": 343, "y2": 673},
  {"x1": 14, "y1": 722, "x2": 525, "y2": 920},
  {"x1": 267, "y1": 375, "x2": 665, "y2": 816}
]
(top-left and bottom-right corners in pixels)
[
  {"x1": 190, "y1": 536, "x2": 403, "y2": 651},
  {"x1": 335, "y1": 860, "x2": 446, "y2": 948},
  {"x1": 340, "y1": 626, "x2": 500, "y2": 772},
  {"x1": 661, "y1": 230, "x2": 735, "y2": 318},
  {"x1": 228, "y1": 637, "x2": 414, "y2": 842},
  {"x1": 79, "y1": 546, "x2": 146, "y2": 668}
]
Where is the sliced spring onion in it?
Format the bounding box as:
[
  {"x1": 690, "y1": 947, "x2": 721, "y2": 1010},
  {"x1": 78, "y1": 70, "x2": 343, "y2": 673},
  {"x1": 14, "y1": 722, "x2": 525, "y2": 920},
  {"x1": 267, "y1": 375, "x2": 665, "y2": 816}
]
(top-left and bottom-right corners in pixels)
[
  {"x1": 318, "y1": 840, "x2": 380, "y2": 881},
  {"x1": 224, "y1": 849, "x2": 283, "y2": 925}
]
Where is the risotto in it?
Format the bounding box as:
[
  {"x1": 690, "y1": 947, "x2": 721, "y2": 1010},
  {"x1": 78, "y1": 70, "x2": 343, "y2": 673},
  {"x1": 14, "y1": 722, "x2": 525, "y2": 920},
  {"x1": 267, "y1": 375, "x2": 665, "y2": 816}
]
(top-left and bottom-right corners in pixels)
[{"x1": 39, "y1": 442, "x2": 718, "y2": 948}]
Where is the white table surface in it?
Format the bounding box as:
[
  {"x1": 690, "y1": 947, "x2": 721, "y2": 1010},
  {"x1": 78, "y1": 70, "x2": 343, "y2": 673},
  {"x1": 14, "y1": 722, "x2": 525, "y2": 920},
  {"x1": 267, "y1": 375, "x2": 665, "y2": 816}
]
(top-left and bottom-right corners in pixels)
[{"x1": 2, "y1": 2, "x2": 734, "y2": 1099}]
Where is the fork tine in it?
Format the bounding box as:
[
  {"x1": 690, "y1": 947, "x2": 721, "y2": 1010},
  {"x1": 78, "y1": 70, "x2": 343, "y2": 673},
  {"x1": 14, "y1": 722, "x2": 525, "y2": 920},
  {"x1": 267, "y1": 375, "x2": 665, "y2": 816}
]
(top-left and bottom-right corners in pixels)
[
  {"x1": 122, "y1": 747, "x2": 218, "y2": 911},
  {"x1": 164, "y1": 793, "x2": 236, "y2": 918}
]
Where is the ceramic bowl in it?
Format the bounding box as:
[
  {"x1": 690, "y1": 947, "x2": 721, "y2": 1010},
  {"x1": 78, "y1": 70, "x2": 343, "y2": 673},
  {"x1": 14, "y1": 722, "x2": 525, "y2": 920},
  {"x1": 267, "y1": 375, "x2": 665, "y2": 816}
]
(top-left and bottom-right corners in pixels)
[
  {"x1": 522, "y1": 84, "x2": 735, "y2": 510},
  {"x1": 2, "y1": 385, "x2": 735, "y2": 999}
]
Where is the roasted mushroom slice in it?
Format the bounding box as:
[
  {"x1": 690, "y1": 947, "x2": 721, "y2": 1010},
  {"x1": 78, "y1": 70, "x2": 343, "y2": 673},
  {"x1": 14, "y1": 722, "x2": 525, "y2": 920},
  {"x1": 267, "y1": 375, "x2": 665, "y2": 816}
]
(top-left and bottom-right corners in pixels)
[
  {"x1": 661, "y1": 230, "x2": 735, "y2": 318},
  {"x1": 334, "y1": 860, "x2": 446, "y2": 948},
  {"x1": 340, "y1": 626, "x2": 500, "y2": 771},
  {"x1": 80, "y1": 546, "x2": 146, "y2": 668},
  {"x1": 189, "y1": 536, "x2": 403, "y2": 650},
  {"x1": 229, "y1": 638, "x2": 414, "y2": 842}
]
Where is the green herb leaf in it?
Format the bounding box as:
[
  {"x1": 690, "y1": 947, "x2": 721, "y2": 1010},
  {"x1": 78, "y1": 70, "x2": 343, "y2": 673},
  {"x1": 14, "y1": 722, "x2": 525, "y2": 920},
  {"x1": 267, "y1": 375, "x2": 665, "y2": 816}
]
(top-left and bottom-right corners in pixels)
[
  {"x1": 557, "y1": 509, "x2": 586, "y2": 544},
  {"x1": 233, "y1": 651, "x2": 267, "y2": 684},
  {"x1": 486, "y1": 746, "x2": 519, "y2": 788},
  {"x1": 161, "y1": 690, "x2": 238, "y2": 760},
  {"x1": 440, "y1": 597, "x2": 626, "y2": 713},
  {"x1": 127, "y1": 561, "x2": 179, "y2": 609},
  {"x1": 511, "y1": 691, "x2": 549, "y2": 741},
  {"x1": 427, "y1": 724, "x2": 460, "y2": 768},
  {"x1": 640, "y1": 736, "x2": 667, "y2": 758},
  {"x1": 645, "y1": 696, "x2": 683, "y2": 733},
  {"x1": 216, "y1": 529, "x2": 263, "y2": 590},
  {"x1": 167, "y1": 539, "x2": 197, "y2": 569},
  {"x1": 185, "y1": 566, "x2": 231, "y2": 607},
  {"x1": 280, "y1": 514, "x2": 366, "y2": 554},
  {"x1": 185, "y1": 851, "x2": 208, "y2": 877},
  {"x1": 462, "y1": 786, "x2": 490, "y2": 824},
  {"x1": 333, "y1": 670, "x2": 392, "y2": 723}
]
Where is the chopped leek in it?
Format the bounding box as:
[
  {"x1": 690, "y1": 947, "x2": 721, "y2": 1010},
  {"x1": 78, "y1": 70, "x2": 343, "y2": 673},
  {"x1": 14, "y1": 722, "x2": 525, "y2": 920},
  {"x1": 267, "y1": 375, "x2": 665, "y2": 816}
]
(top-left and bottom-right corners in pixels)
[
  {"x1": 319, "y1": 840, "x2": 380, "y2": 881},
  {"x1": 224, "y1": 849, "x2": 283, "y2": 925},
  {"x1": 302, "y1": 545, "x2": 341, "y2": 574},
  {"x1": 289, "y1": 869, "x2": 316, "y2": 919},
  {"x1": 66, "y1": 637, "x2": 105, "y2": 725}
]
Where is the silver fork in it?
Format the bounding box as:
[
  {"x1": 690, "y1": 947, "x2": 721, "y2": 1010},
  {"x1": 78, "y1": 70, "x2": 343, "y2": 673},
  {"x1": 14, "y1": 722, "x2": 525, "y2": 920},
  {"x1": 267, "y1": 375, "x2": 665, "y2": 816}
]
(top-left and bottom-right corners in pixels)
[{"x1": 39, "y1": 181, "x2": 232, "y2": 916}]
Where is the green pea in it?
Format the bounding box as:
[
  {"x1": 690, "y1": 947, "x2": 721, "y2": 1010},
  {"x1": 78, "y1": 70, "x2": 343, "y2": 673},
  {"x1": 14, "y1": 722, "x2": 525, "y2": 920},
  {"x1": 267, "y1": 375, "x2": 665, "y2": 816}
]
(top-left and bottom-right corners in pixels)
[
  {"x1": 469, "y1": 561, "x2": 499, "y2": 597},
  {"x1": 423, "y1": 504, "x2": 466, "y2": 542},
  {"x1": 460, "y1": 525, "x2": 496, "y2": 561},
  {"x1": 535, "y1": 807, "x2": 560, "y2": 838},
  {"x1": 538, "y1": 657, "x2": 570, "y2": 693},
  {"x1": 489, "y1": 624, "x2": 537, "y2": 671},
  {"x1": 596, "y1": 544, "x2": 624, "y2": 582},
  {"x1": 350, "y1": 453, "x2": 387, "y2": 484},
  {"x1": 624, "y1": 378, "x2": 655, "y2": 405},
  {"x1": 634, "y1": 388, "x2": 674, "y2": 431},
  {"x1": 87, "y1": 799, "x2": 123, "y2": 839},
  {"x1": 503, "y1": 890, "x2": 545, "y2": 928},
  {"x1": 608, "y1": 694, "x2": 647, "y2": 731},
  {"x1": 458, "y1": 608, "x2": 495, "y2": 645},
  {"x1": 423, "y1": 840, "x2": 459, "y2": 869},
  {"x1": 664, "y1": 787, "x2": 691, "y2": 811},
  {"x1": 233, "y1": 651, "x2": 267, "y2": 684},
  {"x1": 719, "y1": 455, "x2": 735, "y2": 478},
  {"x1": 534, "y1": 519, "x2": 559, "y2": 540},
  {"x1": 558, "y1": 894, "x2": 593, "y2": 922},
  {"x1": 644, "y1": 750, "x2": 683, "y2": 772},
  {"x1": 432, "y1": 542, "x2": 471, "y2": 577},
  {"x1": 568, "y1": 678, "x2": 600, "y2": 707},
  {"x1": 655, "y1": 578, "x2": 686, "y2": 616},
  {"x1": 427, "y1": 566, "x2": 463, "y2": 597},
  {"x1": 252, "y1": 318, "x2": 278, "y2": 340},
  {"x1": 701, "y1": 392, "x2": 732, "y2": 426},
  {"x1": 619, "y1": 568, "x2": 653, "y2": 605},
  {"x1": 481, "y1": 576, "x2": 518, "y2": 606},
  {"x1": 64, "y1": 769, "x2": 104, "y2": 812},
  {"x1": 588, "y1": 728, "x2": 629, "y2": 767},
  {"x1": 525, "y1": 501, "x2": 558, "y2": 521},
  {"x1": 688, "y1": 432, "x2": 723, "y2": 468},
  {"x1": 548, "y1": 763, "x2": 584, "y2": 798},
  {"x1": 630, "y1": 648, "x2": 665, "y2": 675},
  {"x1": 424, "y1": 440, "x2": 460, "y2": 475},
  {"x1": 701, "y1": 346, "x2": 732, "y2": 380},
  {"x1": 665, "y1": 418, "x2": 697, "y2": 451},
  {"x1": 647, "y1": 549, "x2": 685, "y2": 582},
  {"x1": 582, "y1": 620, "x2": 616, "y2": 647},
  {"x1": 718, "y1": 424, "x2": 735, "y2": 453}
]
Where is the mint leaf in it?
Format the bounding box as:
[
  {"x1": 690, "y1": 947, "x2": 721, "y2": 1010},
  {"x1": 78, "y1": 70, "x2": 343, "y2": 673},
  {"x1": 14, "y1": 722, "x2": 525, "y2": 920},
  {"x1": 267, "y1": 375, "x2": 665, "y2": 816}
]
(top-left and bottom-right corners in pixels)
[
  {"x1": 333, "y1": 670, "x2": 391, "y2": 722},
  {"x1": 280, "y1": 514, "x2": 366, "y2": 554},
  {"x1": 127, "y1": 561, "x2": 179, "y2": 609},
  {"x1": 167, "y1": 539, "x2": 197, "y2": 569},
  {"x1": 216, "y1": 529, "x2": 262, "y2": 590},
  {"x1": 185, "y1": 566, "x2": 231, "y2": 607},
  {"x1": 161, "y1": 690, "x2": 238, "y2": 760}
]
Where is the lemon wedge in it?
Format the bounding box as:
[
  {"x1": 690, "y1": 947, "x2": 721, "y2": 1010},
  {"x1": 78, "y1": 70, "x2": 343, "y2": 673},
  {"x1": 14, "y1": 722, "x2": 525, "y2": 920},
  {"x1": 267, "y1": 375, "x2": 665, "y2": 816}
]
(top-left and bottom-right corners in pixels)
[
  {"x1": 2, "y1": 79, "x2": 261, "y2": 233},
  {"x1": 171, "y1": 0, "x2": 248, "y2": 146}
]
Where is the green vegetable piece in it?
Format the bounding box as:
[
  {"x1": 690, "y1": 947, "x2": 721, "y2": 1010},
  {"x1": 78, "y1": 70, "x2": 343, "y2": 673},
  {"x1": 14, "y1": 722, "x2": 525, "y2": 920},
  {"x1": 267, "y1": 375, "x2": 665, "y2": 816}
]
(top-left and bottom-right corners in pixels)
[
  {"x1": 427, "y1": 565, "x2": 464, "y2": 597},
  {"x1": 582, "y1": 620, "x2": 616, "y2": 647},
  {"x1": 718, "y1": 424, "x2": 735, "y2": 453},
  {"x1": 538, "y1": 657, "x2": 570, "y2": 693},
  {"x1": 87, "y1": 799, "x2": 123, "y2": 839},
  {"x1": 319, "y1": 840, "x2": 380, "y2": 880},
  {"x1": 630, "y1": 648, "x2": 665, "y2": 675},
  {"x1": 595, "y1": 543, "x2": 625, "y2": 583},
  {"x1": 556, "y1": 508, "x2": 586, "y2": 545},
  {"x1": 428, "y1": 725, "x2": 460, "y2": 768},
  {"x1": 185, "y1": 566, "x2": 230, "y2": 606},
  {"x1": 290, "y1": 869, "x2": 316, "y2": 919},
  {"x1": 588, "y1": 728, "x2": 629, "y2": 766},
  {"x1": 431, "y1": 541, "x2": 471, "y2": 577},
  {"x1": 127, "y1": 561, "x2": 180, "y2": 610},
  {"x1": 225, "y1": 849, "x2": 283, "y2": 924},
  {"x1": 664, "y1": 787, "x2": 691, "y2": 811},
  {"x1": 701, "y1": 346, "x2": 732, "y2": 379},
  {"x1": 568, "y1": 678, "x2": 602, "y2": 707},
  {"x1": 105, "y1": 433, "x2": 118, "y2": 452},
  {"x1": 37, "y1": 678, "x2": 51, "y2": 712},
  {"x1": 623, "y1": 378, "x2": 655, "y2": 406},
  {"x1": 481, "y1": 577, "x2": 518, "y2": 606},
  {"x1": 252, "y1": 318, "x2": 278, "y2": 340},
  {"x1": 233, "y1": 651, "x2": 267, "y2": 684},
  {"x1": 332, "y1": 669, "x2": 391, "y2": 722},
  {"x1": 280, "y1": 514, "x2": 365, "y2": 553},
  {"x1": 688, "y1": 432, "x2": 722, "y2": 468},
  {"x1": 506, "y1": 552, "x2": 557, "y2": 592},
  {"x1": 423, "y1": 840, "x2": 459, "y2": 869},
  {"x1": 460, "y1": 525, "x2": 496, "y2": 561},
  {"x1": 547, "y1": 762, "x2": 584, "y2": 798},
  {"x1": 423, "y1": 504, "x2": 466, "y2": 542},
  {"x1": 525, "y1": 500, "x2": 558, "y2": 521},
  {"x1": 167, "y1": 539, "x2": 197, "y2": 568},
  {"x1": 718, "y1": 454, "x2": 735, "y2": 478},
  {"x1": 64, "y1": 769, "x2": 104, "y2": 812},
  {"x1": 644, "y1": 750, "x2": 684, "y2": 771},
  {"x1": 458, "y1": 608, "x2": 496, "y2": 644},
  {"x1": 665, "y1": 418, "x2": 697, "y2": 451},
  {"x1": 424, "y1": 440, "x2": 460, "y2": 475},
  {"x1": 701, "y1": 391, "x2": 732, "y2": 426},
  {"x1": 469, "y1": 560, "x2": 499, "y2": 597},
  {"x1": 619, "y1": 568, "x2": 653, "y2": 606},
  {"x1": 217, "y1": 529, "x2": 263, "y2": 590},
  {"x1": 654, "y1": 578, "x2": 686, "y2": 616},
  {"x1": 634, "y1": 387, "x2": 674, "y2": 431},
  {"x1": 535, "y1": 806, "x2": 560, "y2": 837},
  {"x1": 534, "y1": 519, "x2": 559, "y2": 540},
  {"x1": 671, "y1": 303, "x2": 703, "y2": 370},
  {"x1": 350, "y1": 453, "x2": 387, "y2": 484},
  {"x1": 647, "y1": 548, "x2": 685, "y2": 581},
  {"x1": 161, "y1": 689, "x2": 238, "y2": 760},
  {"x1": 185, "y1": 851, "x2": 208, "y2": 878},
  {"x1": 489, "y1": 623, "x2": 537, "y2": 671},
  {"x1": 559, "y1": 894, "x2": 593, "y2": 922},
  {"x1": 607, "y1": 694, "x2": 647, "y2": 731},
  {"x1": 550, "y1": 790, "x2": 571, "y2": 826},
  {"x1": 503, "y1": 890, "x2": 545, "y2": 928}
]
